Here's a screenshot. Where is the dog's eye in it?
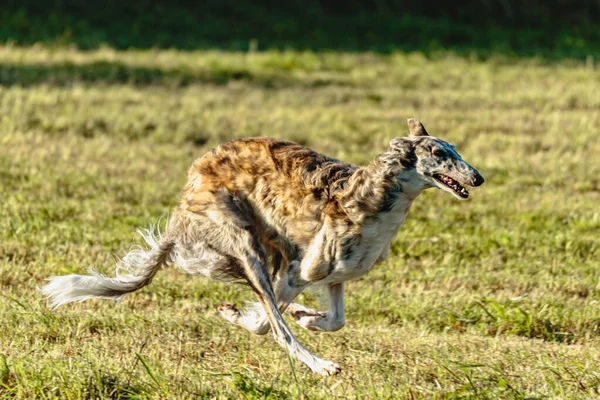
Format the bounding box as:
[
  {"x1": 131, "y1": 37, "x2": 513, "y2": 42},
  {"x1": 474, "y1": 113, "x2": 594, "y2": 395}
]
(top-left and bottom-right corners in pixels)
[{"x1": 432, "y1": 148, "x2": 446, "y2": 157}]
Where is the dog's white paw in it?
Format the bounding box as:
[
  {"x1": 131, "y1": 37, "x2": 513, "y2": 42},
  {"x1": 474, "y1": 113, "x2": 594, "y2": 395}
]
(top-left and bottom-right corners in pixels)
[
  {"x1": 316, "y1": 361, "x2": 342, "y2": 376},
  {"x1": 293, "y1": 310, "x2": 333, "y2": 332},
  {"x1": 217, "y1": 302, "x2": 239, "y2": 323},
  {"x1": 295, "y1": 314, "x2": 324, "y2": 331}
]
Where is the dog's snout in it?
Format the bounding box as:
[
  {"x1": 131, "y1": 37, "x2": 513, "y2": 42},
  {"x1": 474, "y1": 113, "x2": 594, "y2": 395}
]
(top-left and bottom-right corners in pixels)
[{"x1": 472, "y1": 171, "x2": 485, "y2": 187}]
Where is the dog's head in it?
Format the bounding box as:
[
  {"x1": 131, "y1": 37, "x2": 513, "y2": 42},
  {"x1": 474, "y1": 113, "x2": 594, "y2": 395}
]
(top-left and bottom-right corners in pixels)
[{"x1": 389, "y1": 118, "x2": 484, "y2": 200}]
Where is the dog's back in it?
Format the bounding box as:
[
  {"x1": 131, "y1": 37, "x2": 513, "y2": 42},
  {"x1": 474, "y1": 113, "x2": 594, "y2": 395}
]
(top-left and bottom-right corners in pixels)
[{"x1": 178, "y1": 138, "x2": 356, "y2": 249}]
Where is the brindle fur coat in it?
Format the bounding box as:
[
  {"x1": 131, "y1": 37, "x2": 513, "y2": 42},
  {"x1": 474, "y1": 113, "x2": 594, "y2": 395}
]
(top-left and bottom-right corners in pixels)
[{"x1": 42, "y1": 119, "x2": 484, "y2": 376}]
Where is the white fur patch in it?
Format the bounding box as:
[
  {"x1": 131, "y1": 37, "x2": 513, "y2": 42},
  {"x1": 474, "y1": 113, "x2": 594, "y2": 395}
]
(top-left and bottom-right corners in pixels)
[{"x1": 171, "y1": 242, "x2": 230, "y2": 278}]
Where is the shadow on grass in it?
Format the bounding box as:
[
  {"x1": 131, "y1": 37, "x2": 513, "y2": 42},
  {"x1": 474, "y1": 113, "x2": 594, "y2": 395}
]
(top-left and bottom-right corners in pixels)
[{"x1": 0, "y1": 61, "x2": 287, "y2": 88}]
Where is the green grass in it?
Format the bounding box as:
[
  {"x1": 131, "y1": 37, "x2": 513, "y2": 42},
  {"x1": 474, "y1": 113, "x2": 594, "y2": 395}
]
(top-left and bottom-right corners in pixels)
[{"x1": 1, "y1": 45, "x2": 600, "y2": 398}]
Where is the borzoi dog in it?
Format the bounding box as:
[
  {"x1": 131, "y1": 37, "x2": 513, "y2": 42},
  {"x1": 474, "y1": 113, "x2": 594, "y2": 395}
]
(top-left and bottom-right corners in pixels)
[{"x1": 42, "y1": 118, "x2": 484, "y2": 376}]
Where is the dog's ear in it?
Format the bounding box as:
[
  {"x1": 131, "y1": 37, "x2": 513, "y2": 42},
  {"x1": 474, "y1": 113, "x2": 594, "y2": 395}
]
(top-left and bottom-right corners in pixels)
[
  {"x1": 389, "y1": 137, "x2": 413, "y2": 153},
  {"x1": 407, "y1": 118, "x2": 429, "y2": 137}
]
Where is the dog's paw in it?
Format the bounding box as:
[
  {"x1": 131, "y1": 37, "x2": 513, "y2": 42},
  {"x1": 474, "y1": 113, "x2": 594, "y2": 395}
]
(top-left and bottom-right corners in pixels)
[
  {"x1": 288, "y1": 304, "x2": 325, "y2": 330},
  {"x1": 295, "y1": 314, "x2": 325, "y2": 331},
  {"x1": 317, "y1": 361, "x2": 342, "y2": 377},
  {"x1": 216, "y1": 303, "x2": 239, "y2": 323},
  {"x1": 290, "y1": 309, "x2": 325, "y2": 319}
]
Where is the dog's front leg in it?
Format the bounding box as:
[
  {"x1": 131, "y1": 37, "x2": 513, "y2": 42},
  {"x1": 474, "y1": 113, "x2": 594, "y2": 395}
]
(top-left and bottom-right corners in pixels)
[
  {"x1": 215, "y1": 222, "x2": 339, "y2": 375},
  {"x1": 287, "y1": 282, "x2": 345, "y2": 332},
  {"x1": 298, "y1": 223, "x2": 336, "y2": 283}
]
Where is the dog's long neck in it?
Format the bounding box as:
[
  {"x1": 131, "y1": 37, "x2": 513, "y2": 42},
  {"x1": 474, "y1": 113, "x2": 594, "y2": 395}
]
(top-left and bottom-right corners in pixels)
[{"x1": 338, "y1": 148, "x2": 424, "y2": 222}]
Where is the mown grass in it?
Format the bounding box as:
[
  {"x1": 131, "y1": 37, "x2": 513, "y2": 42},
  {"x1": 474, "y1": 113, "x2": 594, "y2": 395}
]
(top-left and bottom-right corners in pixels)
[{"x1": 1, "y1": 46, "x2": 600, "y2": 398}]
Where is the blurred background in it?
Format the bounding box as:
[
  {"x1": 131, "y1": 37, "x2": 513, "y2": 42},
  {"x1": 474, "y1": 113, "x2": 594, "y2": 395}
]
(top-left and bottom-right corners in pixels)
[{"x1": 1, "y1": 0, "x2": 600, "y2": 57}]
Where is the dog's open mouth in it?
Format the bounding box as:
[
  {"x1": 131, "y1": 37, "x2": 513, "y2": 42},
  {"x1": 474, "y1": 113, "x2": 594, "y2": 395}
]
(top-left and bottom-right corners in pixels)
[{"x1": 433, "y1": 174, "x2": 469, "y2": 199}]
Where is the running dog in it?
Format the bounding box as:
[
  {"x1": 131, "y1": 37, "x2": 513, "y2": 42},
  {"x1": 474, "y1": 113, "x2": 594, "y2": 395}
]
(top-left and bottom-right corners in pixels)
[{"x1": 41, "y1": 118, "x2": 484, "y2": 376}]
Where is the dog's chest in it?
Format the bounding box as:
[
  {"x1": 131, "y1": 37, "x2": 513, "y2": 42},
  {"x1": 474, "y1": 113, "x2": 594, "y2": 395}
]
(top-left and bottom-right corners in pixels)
[{"x1": 326, "y1": 203, "x2": 412, "y2": 283}]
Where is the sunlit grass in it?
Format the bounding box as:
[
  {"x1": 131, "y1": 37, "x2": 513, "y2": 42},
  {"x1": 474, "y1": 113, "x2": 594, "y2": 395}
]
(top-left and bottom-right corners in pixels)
[{"x1": 1, "y1": 46, "x2": 599, "y2": 398}]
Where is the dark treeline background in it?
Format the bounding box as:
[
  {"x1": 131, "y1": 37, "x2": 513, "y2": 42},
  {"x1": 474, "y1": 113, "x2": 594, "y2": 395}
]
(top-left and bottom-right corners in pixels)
[{"x1": 1, "y1": 0, "x2": 599, "y2": 59}]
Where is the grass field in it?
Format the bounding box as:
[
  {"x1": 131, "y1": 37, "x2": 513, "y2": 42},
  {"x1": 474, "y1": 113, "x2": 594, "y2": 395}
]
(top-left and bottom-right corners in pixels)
[{"x1": 1, "y1": 45, "x2": 600, "y2": 398}]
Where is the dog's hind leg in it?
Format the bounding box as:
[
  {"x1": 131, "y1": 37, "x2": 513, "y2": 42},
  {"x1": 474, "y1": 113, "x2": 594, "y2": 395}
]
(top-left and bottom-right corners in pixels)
[
  {"x1": 218, "y1": 263, "x2": 307, "y2": 335},
  {"x1": 217, "y1": 302, "x2": 270, "y2": 335},
  {"x1": 287, "y1": 282, "x2": 345, "y2": 332},
  {"x1": 195, "y1": 192, "x2": 340, "y2": 375},
  {"x1": 237, "y1": 247, "x2": 340, "y2": 375},
  {"x1": 216, "y1": 228, "x2": 340, "y2": 375}
]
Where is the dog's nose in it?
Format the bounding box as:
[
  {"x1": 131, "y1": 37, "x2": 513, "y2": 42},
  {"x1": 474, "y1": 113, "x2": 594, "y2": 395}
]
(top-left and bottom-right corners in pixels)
[{"x1": 472, "y1": 171, "x2": 485, "y2": 187}]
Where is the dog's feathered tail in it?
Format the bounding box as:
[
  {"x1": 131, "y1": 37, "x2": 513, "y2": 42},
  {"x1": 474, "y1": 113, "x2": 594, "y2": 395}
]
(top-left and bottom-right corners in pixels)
[{"x1": 40, "y1": 224, "x2": 174, "y2": 309}]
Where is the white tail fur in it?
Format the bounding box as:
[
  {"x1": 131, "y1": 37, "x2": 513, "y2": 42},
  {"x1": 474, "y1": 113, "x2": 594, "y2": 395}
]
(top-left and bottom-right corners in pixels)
[{"x1": 40, "y1": 224, "x2": 173, "y2": 309}]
